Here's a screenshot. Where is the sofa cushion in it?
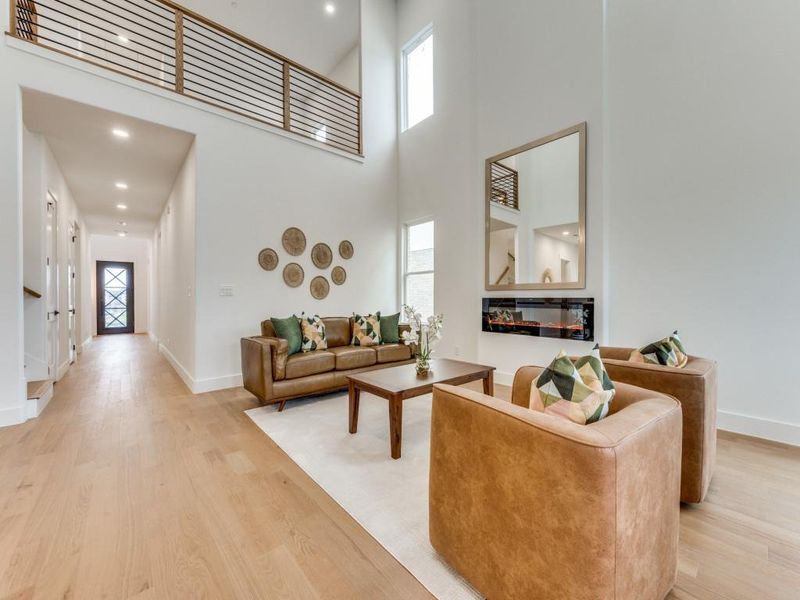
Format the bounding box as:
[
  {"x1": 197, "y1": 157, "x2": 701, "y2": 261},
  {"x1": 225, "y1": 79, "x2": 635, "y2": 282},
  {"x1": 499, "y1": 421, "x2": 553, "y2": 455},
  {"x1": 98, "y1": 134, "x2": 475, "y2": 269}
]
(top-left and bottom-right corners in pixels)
[
  {"x1": 352, "y1": 312, "x2": 381, "y2": 346},
  {"x1": 630, "y1": 330, "x2": 688, "y2": 368},
  {"x1": 380, "y1": 312, "x2": 401, "y2": 344},
  {"x1": 375, "y1": 343, "x2": 412, "y2": 364},
  {"x1": 323, "y1": 317, "x2": 352, "y2": 348},
  {"x1": 531, "y1": 345, "x2": 615, "y2": 425},
  {"x1": 328, "y1": 346, "x2": 377, "y2": 370},
  {"x1": 299, "y1": 314, "x2": 327, "y2": 352},
  {"x1": 285, "y1": 350, "x2": 335, "y2": 379},
  {"x1": 271, "y1": 316, "x2": 303, "y2": 356}
]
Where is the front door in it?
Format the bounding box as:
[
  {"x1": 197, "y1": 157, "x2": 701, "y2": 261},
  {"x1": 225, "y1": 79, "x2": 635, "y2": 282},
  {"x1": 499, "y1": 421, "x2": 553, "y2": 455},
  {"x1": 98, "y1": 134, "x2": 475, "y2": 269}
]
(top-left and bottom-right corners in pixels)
[{"x1": 96, "y1": 261, "x2": 134, "y2": 335}]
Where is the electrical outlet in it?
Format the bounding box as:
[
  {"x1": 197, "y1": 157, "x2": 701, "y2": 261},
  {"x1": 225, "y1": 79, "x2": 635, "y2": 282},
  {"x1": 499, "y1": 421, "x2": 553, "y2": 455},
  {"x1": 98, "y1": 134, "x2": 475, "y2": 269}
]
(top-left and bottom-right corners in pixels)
[
  {"x1": 219, "y1": 285, "x2": 234, "y2": 297},
  {"x1": 453, "y1": 345, "x2": 461, "y2": 357}
]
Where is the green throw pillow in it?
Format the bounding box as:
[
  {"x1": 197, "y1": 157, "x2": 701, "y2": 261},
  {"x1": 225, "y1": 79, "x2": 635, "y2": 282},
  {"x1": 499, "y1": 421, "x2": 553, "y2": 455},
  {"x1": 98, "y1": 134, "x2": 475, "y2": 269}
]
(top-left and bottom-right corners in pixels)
[
  {"x1": 380, "y1": 312, "x2": 401, "y2": 344},
  {"x1": 271, "y1": 316, "x2": 302, "y2": 356},
  {"x1": 630, "y1": 331, "x2": 688, "y2": 368},
  {"x1": 530, "y1": 345, "x2": 615, "y2": 425}
]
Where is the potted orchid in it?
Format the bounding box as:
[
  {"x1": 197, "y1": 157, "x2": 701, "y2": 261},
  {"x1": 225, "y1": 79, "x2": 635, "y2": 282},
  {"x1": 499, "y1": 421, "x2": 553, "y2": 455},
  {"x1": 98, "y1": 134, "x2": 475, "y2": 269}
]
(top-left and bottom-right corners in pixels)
[{"x1": 401, "y1": 304, "x2": 444, "y2": 375}]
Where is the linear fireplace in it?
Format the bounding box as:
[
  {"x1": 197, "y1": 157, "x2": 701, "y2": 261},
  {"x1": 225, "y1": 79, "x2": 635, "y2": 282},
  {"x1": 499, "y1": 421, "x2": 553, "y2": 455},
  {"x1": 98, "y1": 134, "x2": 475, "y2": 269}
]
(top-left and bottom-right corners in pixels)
[{"x1": 482, "y1": 297, "x2": 594, "y2": 341}]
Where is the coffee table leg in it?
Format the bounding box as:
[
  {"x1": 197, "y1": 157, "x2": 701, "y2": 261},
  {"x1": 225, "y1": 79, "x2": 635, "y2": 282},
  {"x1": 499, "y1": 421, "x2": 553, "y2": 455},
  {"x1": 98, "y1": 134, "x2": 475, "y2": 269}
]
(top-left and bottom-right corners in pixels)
[
  {"x1": 349, "y1": 382, "x2": 360, "y2": 434},
  {"x1": 389, "y1": 396, "x2": 402, "y2": 459},
  {"x1": 483, "y1": 370, "x2": 494, "y2": 396}
]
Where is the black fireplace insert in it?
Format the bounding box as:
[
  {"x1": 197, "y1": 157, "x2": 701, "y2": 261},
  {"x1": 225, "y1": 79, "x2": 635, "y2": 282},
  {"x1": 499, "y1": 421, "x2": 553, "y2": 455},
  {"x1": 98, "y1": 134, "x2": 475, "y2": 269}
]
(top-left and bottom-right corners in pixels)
[{"x1": 482, "y1": 297, "x2": 594, "y2": 341}]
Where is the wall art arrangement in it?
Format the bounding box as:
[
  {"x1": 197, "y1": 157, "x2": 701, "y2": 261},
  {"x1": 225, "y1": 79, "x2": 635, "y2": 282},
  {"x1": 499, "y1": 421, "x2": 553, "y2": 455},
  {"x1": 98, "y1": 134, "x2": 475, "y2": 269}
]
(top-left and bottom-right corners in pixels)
[{"x1": 259, "y1": 227, "x2": 353, "y2": 300}]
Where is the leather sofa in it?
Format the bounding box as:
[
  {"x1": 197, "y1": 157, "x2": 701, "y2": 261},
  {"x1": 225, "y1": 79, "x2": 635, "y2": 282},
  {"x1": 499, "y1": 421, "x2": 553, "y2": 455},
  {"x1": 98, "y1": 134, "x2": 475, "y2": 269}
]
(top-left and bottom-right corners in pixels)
[
  {"x1": 429, "y1": 367, "x2": 682, "y2": 600},
  {"x1": 599, "y1": 347, "x2": 717, "y2": 503},
  {"x1": 241, "y1": 317, "x2": 415, "y2": 410}
]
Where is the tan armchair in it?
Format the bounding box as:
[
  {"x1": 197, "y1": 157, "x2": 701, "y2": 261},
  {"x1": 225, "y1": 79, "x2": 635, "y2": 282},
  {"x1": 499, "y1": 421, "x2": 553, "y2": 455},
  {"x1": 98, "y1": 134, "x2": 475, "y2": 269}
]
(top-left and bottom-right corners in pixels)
[
  {"x1": 600, "y1": 347, "x2": 717, "y2": 503},
  {"x1": 429, "y1": 367, "x2": 682, "y2": 600}
]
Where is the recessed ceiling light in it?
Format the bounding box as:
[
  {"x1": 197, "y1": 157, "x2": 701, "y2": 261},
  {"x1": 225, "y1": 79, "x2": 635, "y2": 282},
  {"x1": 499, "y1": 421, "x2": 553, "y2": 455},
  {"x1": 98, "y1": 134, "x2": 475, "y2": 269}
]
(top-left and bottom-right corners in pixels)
[
  {"x1": 562, "y1": 230, "x2": 570, "y2": 236},
  {"x1": 117, "y1": 34, "x2": 129, "y2": 44},
  {"x1": 112, "y1": 128, "x2": 129, "y2": 139},
  {"x1": 118, "y1": 231, "x2": 127, "y2": 237},
  {"x1": 116, "y1": 204, "x2": 127, "y2": 210},
  {"x1": 324, "y1": 2, "x2": 335, "y2": 15},
  {"x1": 115, "y1": 182, "x2": 128, "y2": 190}
]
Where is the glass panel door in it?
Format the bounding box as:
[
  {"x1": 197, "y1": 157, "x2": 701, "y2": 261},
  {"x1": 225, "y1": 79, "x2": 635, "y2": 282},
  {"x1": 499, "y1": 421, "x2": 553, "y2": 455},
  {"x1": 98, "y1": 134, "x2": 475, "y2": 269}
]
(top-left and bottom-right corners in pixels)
[{"x1": 96, "y1": 261, "x2": 134, "y2": 335}]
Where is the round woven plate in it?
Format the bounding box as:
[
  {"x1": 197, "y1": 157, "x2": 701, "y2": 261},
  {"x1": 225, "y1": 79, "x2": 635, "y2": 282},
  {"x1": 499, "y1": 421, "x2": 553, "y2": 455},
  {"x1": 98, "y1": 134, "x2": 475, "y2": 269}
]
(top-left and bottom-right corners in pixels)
[
  {"x1": 258, "y1": 248, "x2": 278, "y2": 271},
  {"x1": 311, "y1": 243, "x2": 333, "y2": 269},
  {"x1": 282, "y1": 227, "x2": 307, "y2": 256},
  {"x1": 331, "y1": 266, "x2": 347, "y2": 285},
  {"x1": 339, "y1": 240, "x2": 354, "y2": 260},
  {"x1": 283, "y1": 263, "x2": 304, "y2": 288},
  {"x1": 310, "y1": 276, "x2": 330, "y2": 300}
]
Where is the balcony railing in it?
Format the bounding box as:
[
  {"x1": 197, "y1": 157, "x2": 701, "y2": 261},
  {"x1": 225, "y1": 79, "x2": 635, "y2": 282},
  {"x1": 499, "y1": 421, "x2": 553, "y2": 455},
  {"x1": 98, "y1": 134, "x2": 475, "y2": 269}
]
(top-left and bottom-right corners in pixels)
[
  {"x1": 8, "y1": 0, "x2": 363, "y2": 155},
  {"x1": 490, "y1": 162, "x2": 519, "y2": 210}
]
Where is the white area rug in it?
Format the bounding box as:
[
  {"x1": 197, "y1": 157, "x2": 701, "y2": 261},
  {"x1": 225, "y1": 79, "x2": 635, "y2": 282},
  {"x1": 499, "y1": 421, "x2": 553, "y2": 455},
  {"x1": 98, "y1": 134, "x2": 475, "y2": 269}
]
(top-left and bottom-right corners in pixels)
[{"x1": 246, "y1": 392, "x2": 482, "y2": 600}]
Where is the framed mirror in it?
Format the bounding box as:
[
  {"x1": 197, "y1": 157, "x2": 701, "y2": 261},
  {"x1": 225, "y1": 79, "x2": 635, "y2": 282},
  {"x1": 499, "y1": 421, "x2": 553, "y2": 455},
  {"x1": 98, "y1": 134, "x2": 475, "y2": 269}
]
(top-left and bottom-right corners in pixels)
[{"x1": 485, "y1": 122, "x2": 586, "y2": 290}]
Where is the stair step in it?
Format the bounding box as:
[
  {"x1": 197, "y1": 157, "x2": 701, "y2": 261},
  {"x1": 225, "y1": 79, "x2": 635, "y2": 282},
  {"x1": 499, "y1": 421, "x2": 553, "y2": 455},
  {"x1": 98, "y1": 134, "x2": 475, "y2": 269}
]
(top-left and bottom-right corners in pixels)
[{"x1": 27, "y1": 380, "x2": 52, "y2": 401}]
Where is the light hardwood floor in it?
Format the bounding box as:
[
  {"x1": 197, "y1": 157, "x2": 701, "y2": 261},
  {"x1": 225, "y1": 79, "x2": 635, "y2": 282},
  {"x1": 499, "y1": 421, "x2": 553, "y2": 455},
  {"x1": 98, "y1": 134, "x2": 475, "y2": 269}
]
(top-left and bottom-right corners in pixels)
[{"x1": 0, "y1": 335, "x2": 798, "y2": 599}]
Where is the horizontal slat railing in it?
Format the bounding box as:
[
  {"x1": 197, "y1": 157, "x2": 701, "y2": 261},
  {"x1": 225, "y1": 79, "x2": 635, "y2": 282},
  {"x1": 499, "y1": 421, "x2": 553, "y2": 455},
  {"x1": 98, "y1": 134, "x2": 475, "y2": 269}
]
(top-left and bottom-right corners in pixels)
[
  {"x1": 490, "y1": 162, "x2": 519, "y2": 210},
  {"x1": 8, "y1": 0, "x2": 363, "y2": 155}
]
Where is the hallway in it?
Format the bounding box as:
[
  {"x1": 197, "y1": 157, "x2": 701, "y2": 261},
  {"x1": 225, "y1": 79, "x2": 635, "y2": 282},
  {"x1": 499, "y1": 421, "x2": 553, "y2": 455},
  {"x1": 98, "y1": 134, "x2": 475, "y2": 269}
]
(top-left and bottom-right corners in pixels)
[{"x1": 0, "y1": 334, "x2": 430, "y2": 599}]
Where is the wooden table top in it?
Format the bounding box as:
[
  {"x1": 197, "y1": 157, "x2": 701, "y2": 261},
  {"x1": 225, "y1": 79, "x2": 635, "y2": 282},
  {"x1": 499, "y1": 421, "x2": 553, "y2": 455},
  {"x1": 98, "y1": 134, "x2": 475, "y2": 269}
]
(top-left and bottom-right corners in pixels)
[{"x1": 347, "y1": 358, "x2": 495, "y2": 395}]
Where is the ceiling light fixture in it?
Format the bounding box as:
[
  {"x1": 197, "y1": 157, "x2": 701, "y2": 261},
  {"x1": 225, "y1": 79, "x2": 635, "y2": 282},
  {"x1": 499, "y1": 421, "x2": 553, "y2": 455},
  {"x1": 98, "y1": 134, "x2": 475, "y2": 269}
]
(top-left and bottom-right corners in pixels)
[
  {"x1": 117, "y1": 34, "x2": 129, "y2": 44},
  {"x1": 118, "y1": 220, "x2": 127, "y2": 226},
  {"x1": 118, "y1": 231, "x2": 127, "y2": 237},
  {"x1": 116, "y1": 203, "x2": 127, "y2": 210},
  {"x1": 115, "y1": 182, "x2": 128, "y2": 190},
  {"x1": 324, "y1": 2, "x2": 335, "y2": 15},
  {"x1": 562, "y1": 230, "x2": 570, "y2": 236},
  {"x1": 112, "y1": 128, "x2": 130, "y2": 139}
]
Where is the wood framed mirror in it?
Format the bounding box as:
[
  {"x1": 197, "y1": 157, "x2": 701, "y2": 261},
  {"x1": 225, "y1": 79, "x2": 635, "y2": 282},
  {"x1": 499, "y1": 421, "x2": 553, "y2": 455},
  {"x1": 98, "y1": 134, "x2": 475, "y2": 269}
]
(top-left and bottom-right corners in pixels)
[{"x1": 485, "y1": 122, "x2": 586, "y2": 290}]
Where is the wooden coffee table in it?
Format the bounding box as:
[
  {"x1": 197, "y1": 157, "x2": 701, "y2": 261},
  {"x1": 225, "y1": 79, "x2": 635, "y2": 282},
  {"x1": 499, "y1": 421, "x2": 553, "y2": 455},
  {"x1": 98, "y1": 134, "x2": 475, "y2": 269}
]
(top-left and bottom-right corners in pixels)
[{"x1": 347, "y1": 358, "x2": 495, "y2": 459}]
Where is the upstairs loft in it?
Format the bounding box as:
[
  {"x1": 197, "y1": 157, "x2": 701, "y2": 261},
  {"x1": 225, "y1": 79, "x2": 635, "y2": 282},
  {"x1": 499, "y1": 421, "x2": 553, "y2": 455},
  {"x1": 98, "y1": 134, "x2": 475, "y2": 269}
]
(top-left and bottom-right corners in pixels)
[{"x1": 9, "y1": 0, "x2": 363, "y2": 156}]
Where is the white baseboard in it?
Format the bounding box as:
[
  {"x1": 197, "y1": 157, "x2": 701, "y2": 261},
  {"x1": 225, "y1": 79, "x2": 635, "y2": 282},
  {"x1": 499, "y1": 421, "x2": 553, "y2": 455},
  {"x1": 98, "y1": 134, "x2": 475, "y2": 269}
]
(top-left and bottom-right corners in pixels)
[
  {"x1": 25, "y1": 384, "x2": 53, "y2": 420},
  {"x1": 78, "y1": 336, "x2": 92, "y2": 353},
  {"x1": 148, "y1": 331, "x2": 158, "y2": 344},
  {"x1": 717, "y1": 410, "x2": 800, "y2": 447},
  {"x1": 494, "y1": 370, "x2": 515, "y2": 387},
  {"x1": 0, "y1": 404, "x2": 27, "y2": 428},
  {"x1": 158, "y1": 343, "x2": 242, "y2": 394},
  {"x1": 56, "y1": 359, "x2": 70, "y2": 381}
]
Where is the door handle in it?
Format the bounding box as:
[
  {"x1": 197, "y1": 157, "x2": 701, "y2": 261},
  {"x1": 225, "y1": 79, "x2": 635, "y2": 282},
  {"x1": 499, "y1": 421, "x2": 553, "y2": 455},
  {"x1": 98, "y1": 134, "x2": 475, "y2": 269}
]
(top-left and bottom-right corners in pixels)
[
  {"x1": 53, "y1": 310, "x2": 60, "y2": 316},
  {"x1": 69, "y1": 309, "x2": 76, "y2": 315}
]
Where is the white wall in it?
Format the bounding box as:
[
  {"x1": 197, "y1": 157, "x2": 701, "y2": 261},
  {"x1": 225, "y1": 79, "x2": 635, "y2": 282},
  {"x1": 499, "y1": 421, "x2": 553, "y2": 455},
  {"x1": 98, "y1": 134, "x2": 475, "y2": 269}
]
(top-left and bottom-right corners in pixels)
[
  {"x1": 90, "y1": 234, "x2": 151, "y2": 335},
  {"x1": 0, "y1": 0, "x2": 398, "y2": 413},
  {"x1": 606, "y1": 0, "x2": 800, "y2": 444},
  {"x1": 397, "y1": 0, "x2": 604, "y2": 382}
]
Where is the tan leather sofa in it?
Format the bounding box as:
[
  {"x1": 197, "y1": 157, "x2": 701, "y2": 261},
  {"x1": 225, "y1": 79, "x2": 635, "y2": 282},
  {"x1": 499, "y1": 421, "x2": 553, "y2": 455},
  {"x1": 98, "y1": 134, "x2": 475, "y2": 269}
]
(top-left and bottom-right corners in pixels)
[
  {"x1": 599, "y1": 347, "x2": 717, "y2": 503},
  {"x1": 241, "y1": 317, "x2": 415, "y2": 410},
  {"x1": 429, "y1": 367, "x2": 682, "y2": 600}
]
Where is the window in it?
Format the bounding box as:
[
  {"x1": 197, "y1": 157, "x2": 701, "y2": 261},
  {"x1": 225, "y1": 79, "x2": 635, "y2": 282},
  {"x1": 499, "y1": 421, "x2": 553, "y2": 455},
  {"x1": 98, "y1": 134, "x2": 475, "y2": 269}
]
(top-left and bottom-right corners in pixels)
[
  {"x1": 403, "y1": 220, "x2": 434, "y2": 317},
  {"x1": 402, "y1": 25, "x2": 434, "y2": 130}
]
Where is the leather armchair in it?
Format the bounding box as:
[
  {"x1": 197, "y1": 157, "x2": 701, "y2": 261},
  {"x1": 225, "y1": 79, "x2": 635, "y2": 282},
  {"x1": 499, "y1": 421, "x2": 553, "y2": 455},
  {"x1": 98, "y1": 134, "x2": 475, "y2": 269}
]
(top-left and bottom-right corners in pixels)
[
  {"x1": 429, "y1": 367, "x2": 682, "y2": 600},
  {"x1": 600, "y1": 347, "x2": 717, "y2": 503}
]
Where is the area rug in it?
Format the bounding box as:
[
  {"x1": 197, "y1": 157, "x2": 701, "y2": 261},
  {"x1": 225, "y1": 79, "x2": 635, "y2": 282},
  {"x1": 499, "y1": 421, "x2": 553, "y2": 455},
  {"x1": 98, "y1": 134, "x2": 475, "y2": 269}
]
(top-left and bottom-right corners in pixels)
[{"x1": 246, "y1": 392, "x2": 482, "y2": 600}]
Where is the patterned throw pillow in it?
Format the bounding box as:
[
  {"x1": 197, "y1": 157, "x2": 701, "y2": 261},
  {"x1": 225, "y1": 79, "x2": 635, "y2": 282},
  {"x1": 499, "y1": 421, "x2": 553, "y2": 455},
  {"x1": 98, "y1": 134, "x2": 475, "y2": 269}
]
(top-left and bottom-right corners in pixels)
[
  {"x1": 630, "y1": 331, "x2": 688, "y2": 368},
  {"x1": 299, "y1": 314, "x2": 327, "y2": 352},
  {"x1": 530, "y1": 345, "x2": 615, "y2": 425},
  {"x1": 352, "y1": 312, "x2": 381, "y2": 346}
]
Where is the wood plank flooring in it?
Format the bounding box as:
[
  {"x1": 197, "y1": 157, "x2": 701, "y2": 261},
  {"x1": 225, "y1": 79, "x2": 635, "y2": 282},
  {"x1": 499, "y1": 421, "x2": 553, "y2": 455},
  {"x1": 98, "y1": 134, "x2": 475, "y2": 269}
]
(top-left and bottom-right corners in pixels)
[{"x1": 0, "y1": 334, "x2": 798, "y2": 599}]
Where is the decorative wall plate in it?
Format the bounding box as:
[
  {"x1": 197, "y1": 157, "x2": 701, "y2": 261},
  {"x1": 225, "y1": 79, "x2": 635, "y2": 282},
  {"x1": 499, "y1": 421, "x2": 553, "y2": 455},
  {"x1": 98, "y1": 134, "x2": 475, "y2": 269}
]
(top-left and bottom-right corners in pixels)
[
  {"x1": 331, "y1": 266, "x2": 347, "y2": 285},
  {"x1": 338, "y1": 240, "x2": 354, "y2": 260},
  {"x1": 310, "y1": 276, "x2": 330, "y2": 300},
  {"x1": 282, "y1": 227, "x2": 307, "y2": 256},
  {"x1": 283, "y1": 263, "x2": 304, "y2": 288},
  {"x1": 311, "y1": 242, "x2": 333, "y2": 269},
  {"x1": 258, "y1": 248, "x2": 278, "y2": 271}
]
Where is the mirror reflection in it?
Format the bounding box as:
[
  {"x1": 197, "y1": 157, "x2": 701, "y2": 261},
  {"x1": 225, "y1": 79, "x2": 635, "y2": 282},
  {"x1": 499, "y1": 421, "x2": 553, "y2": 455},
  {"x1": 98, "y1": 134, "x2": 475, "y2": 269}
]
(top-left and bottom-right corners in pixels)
[{"x1": 486, "y1": 123, "x2": 585, "y2": 290}]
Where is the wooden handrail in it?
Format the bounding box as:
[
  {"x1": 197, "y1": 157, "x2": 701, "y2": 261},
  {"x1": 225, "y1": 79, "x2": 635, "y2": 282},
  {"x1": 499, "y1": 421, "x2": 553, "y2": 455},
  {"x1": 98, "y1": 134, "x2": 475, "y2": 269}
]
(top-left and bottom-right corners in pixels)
[
  {"x1": 8, "y1": 0, "x2": 362, "y2": 155},
  {"x1": 23, "y1": 286, "x2": 42, "y2": 298}
]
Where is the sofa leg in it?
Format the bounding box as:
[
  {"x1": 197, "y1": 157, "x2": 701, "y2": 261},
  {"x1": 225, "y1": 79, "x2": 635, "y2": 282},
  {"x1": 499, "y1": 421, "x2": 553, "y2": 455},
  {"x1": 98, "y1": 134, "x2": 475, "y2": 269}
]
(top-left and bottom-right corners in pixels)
[{"x1": 277, "y1": 400, "x2": 287, "y2": 412}]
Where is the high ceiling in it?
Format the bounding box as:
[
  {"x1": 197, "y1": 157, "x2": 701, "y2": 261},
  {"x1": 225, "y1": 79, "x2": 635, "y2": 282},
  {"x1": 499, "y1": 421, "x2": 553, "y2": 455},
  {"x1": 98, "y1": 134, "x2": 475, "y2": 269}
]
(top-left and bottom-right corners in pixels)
[
  {"x1": 182, "y1": 0, "x2": 361, "y2": 89},
  {"x1": 22, "y1": 90, "x2": 195, "y2": 238}
]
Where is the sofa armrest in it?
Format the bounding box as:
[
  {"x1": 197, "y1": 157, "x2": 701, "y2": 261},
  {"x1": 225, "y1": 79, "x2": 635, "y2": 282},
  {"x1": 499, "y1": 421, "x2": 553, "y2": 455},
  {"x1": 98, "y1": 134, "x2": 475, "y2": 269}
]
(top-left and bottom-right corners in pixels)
[
  {"x1": 429, "y1": 383, "x2": 681, "y2": 599},
  {"x1": 240, "y1": 337, "x2": 278, "y2": 403}
]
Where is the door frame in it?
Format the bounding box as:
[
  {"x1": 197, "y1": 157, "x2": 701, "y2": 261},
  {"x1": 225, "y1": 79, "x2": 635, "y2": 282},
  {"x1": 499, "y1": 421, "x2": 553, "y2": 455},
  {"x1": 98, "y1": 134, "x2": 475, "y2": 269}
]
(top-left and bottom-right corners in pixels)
[
  {"x1": 96, "y1": 261, "x2": 135, "y2": 335},
  {"x1": 46, "y1": 192, "x2": 59, "y2": 378}
]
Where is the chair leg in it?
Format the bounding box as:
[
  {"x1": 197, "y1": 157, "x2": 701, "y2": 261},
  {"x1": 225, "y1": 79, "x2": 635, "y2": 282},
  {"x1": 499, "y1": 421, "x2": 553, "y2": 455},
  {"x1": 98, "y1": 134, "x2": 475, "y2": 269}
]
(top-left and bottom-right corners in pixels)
[{"x1": 277, "y1": 400, "x2": 287, "y2": 412}]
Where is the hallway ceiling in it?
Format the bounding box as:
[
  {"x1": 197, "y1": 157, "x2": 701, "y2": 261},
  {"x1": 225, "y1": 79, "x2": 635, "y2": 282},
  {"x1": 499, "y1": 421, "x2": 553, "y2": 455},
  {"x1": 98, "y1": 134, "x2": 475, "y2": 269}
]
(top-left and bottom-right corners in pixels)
[{"x1": 22, "y1": 90, "x2": 195, "y2": 238}]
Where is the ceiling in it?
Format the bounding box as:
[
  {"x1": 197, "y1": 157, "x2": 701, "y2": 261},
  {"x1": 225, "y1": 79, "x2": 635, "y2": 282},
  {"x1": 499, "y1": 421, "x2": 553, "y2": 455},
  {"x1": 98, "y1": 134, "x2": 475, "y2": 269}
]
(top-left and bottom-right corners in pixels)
[
  {"x1": 182, "y1": 0, "x2": 360, "y2": 88},
  {"x1": 536, "y1": 223, "x2": 580, "y2": 245},
  {"x1": 22, "y1": 90, "x2": 195, "y2": 238}
]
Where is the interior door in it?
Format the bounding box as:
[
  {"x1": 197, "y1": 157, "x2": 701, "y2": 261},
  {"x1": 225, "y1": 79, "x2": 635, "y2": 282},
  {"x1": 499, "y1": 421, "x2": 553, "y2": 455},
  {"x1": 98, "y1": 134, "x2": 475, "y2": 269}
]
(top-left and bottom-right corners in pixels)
[
  {"x1": 96, "y1": 261, "x2": 135, "y2": 335},
  {"x1": 45, "y1": 193, "x2": 58, "y2": 378},
  {"x1": 68, "y1": 223, "x2": 78, "y2": 362}
]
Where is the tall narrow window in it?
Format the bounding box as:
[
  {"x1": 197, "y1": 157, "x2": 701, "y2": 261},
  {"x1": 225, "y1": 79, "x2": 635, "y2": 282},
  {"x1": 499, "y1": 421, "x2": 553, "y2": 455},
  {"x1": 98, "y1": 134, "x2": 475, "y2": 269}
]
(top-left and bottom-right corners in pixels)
[
  {"x1": 402, "y1": 25, "x2": 434, "y2": 130},
  {"x1": 403, "y1": 220, "x2": 434, "y2": 317}
]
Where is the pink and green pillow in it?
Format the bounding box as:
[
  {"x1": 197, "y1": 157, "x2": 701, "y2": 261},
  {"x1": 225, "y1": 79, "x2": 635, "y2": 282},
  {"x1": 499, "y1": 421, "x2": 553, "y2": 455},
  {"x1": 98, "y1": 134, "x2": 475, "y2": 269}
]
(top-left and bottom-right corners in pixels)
[{"x1": 630, "y1": 331, "x2": 688, "y2": 368}]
